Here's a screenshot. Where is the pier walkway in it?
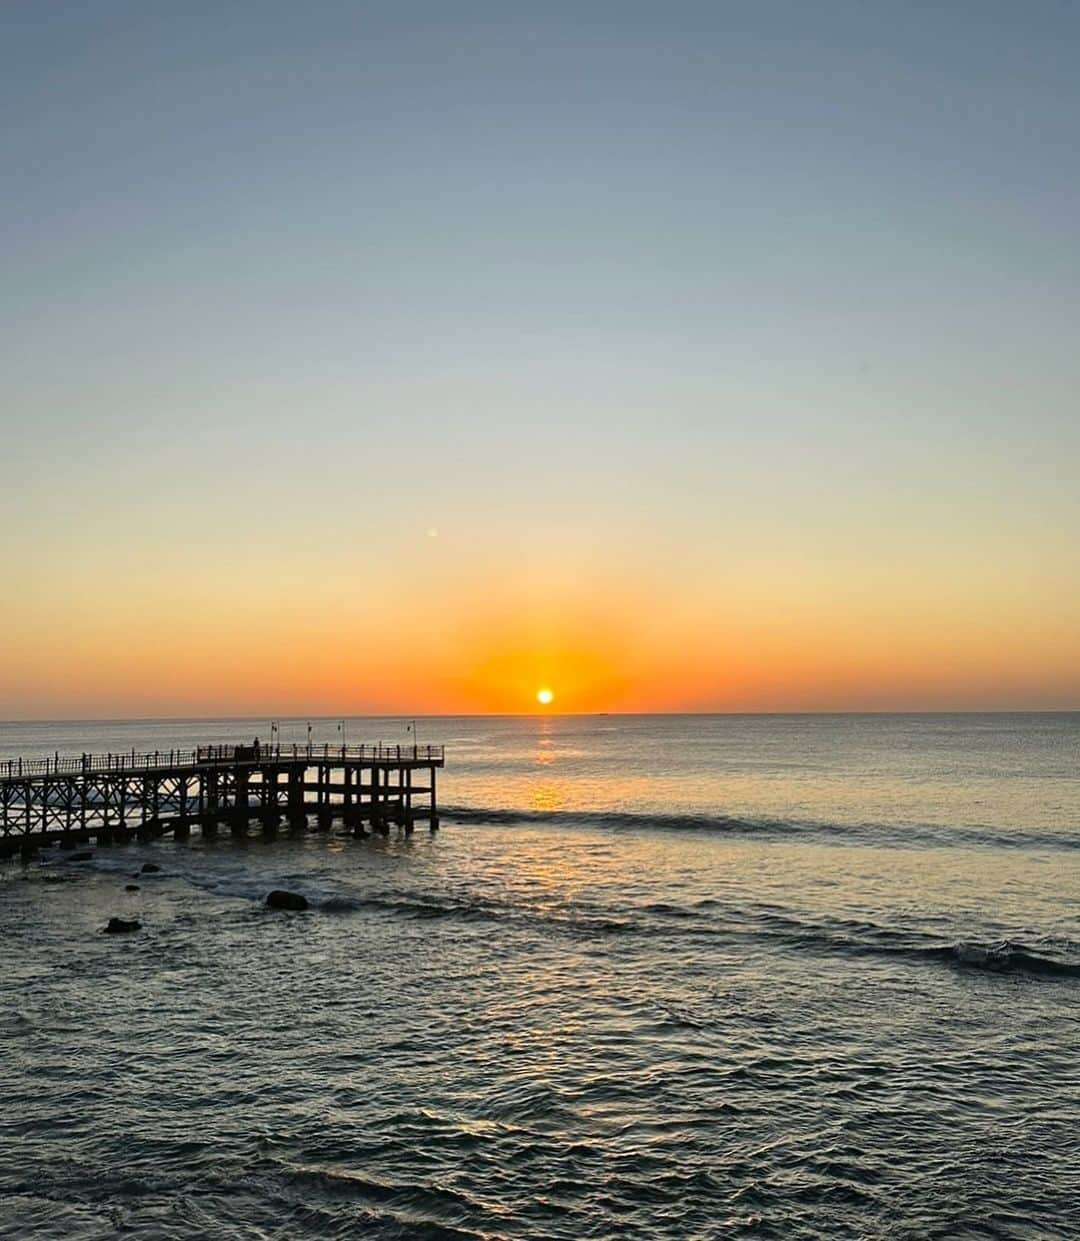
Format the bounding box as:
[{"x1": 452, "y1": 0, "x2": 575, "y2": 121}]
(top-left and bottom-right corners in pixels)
[{"x1": 0, "y1": 742, "x2": 444, "y2": 858}]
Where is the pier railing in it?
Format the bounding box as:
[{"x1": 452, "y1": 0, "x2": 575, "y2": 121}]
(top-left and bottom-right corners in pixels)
[{"x1": 1, "y1": 743, "x2": 445, "y2": 780}]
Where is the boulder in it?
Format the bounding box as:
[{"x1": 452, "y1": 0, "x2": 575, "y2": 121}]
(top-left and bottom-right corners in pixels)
[
  {"x1": 265, "y1": 890, "x2": 309, "y2": 911},
  {"x1": 140, "y1": 863, "x2": 162, "y2": 874},
  {"x1": 104, "y1": 917, "x2": 141, "y2": 934},
  {"x1": 125, "y1": 884, "x2": 140, "y2": 892}
]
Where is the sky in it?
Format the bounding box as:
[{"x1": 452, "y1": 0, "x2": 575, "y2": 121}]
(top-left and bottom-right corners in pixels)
[{"x1": 1, "y1": 1, "x2": 1078, "y2": 717}]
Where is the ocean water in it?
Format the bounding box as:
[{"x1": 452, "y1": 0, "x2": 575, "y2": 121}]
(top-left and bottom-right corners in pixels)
[{"x1": 1, "y1": 713, "x2": 1077, "y2": 1239}]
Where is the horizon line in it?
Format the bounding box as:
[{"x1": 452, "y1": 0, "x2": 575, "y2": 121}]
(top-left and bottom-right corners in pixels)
[{"x1": 1, "y1": 707, "x2": 1078, "y2": 726}]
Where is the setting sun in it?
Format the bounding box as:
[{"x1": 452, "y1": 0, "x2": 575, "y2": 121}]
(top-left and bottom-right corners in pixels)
[{"x1": 536, "y1": 688, "x2": 554, "y2": 706}]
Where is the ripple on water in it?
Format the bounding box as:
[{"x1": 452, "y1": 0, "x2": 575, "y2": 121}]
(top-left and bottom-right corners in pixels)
[{"x1": 0, "y1": 821, "x2": 1077, "y2": 1240}]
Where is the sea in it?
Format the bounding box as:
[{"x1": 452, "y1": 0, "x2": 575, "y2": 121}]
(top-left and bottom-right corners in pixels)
[{"x1": 1, "y1": 713, "x2": 1077, "y2": 1240}]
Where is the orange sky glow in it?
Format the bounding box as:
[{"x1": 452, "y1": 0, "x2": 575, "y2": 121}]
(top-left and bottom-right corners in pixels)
[{"x1": 3, "y1": 537, "x2": 1077, "y2": 717}]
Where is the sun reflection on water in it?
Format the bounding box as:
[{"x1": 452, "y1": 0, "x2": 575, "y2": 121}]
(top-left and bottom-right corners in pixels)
[{"x1": 530, "y1": 784, "x2": 565, "y2": 814}]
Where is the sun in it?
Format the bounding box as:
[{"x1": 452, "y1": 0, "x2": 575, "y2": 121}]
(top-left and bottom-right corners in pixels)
[{"x1": 536, "y1": 688, "x2": 554, "y2": 706}]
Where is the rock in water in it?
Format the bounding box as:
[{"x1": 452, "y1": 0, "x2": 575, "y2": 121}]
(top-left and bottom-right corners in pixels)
[
  {"x1": 266, "y1": 890, "x2": 309, "y2": 911},
  {"x1": 66, "y1": 851, "x2": 94, "y2": 862},
  {"x1": 104, "y1": 917, "x2": 141, "y2": 934},
  {"x1": 140, "y1": 863, "x2": 162, "y2": 874},
  {"x1": 125, "y1": 884, "x2": 140, "y2": 892}
]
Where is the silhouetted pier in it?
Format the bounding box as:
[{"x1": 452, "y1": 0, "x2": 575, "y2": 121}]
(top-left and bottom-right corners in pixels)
[{"x1": 0, "y1": 742, "x2": 444, "y2": 858}]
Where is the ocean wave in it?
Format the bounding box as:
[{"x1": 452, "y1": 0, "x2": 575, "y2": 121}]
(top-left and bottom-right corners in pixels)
[
  {"x1": 277, "y1": 1159, "x2": 504, "y2": 1225},
  {"x1": 314, "y1": 888, "x2": 1080, "y2": 979},
  {"x1": 22, "y1": 835, "x2": 1077, "y2": 983},
  {"x1": 734, "y1": 909, "x2": 1080, "y2": 980},
  {"x1": 925, "y1": 940, "x2": 1080, "y2": 978},
  {"x1": 440, "y1": 804, "x2": 1080, "y2": 852},
  {"x1": 318, "y1": 893, "x2": 502, "y2": 922}
]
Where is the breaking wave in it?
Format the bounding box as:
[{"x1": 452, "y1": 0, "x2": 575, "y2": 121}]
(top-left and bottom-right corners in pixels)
[
  {"x1": 441, "y1": 804, "x2": 1080, "y2": 852},
  {"x1": 927, "y1": 940, "x2": 1080, "y2": 977}
]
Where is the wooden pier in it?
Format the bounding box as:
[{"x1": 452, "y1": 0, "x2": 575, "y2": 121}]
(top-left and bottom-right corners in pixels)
[{"x1": 0, "y1": 742, "x2": 444, "y2": 858}]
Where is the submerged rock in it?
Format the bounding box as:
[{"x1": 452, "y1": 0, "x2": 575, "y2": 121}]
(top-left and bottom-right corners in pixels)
[
  {"x1": 140, "y1": 862, "x2": 162, "y2": 874},
  {"x1": 266, "y1": 890, "x2": 309, "y2": 911},
  {"x1": 104, "y1": 917, "x2": 141, "y2": 934},
  {"x1": 125, "y1": 884, "x2": 140, "y2": 892},
  {"x1": 66, "y1": 851, "x2": 94, "y2": 863}
]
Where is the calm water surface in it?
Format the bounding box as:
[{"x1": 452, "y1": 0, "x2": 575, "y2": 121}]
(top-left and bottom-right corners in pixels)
[{"x1": 1, "y1": 714, "x2": 1078, "y2": 1239}]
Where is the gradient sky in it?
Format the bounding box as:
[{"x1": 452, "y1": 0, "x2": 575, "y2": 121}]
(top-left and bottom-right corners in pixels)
[{"x1": 2, "y1": 1, "x2": 1078, "y2": 717}]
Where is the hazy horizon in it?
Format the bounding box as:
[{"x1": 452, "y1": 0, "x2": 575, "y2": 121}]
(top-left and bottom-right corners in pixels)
[{"x1": 2, "y1": 707, "x2": 1078, "y2": 732}]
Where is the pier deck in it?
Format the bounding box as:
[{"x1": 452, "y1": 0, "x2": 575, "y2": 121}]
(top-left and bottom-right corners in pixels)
[{"x1": 0, "y1": 742, "x2": 444, "y2": 857}]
